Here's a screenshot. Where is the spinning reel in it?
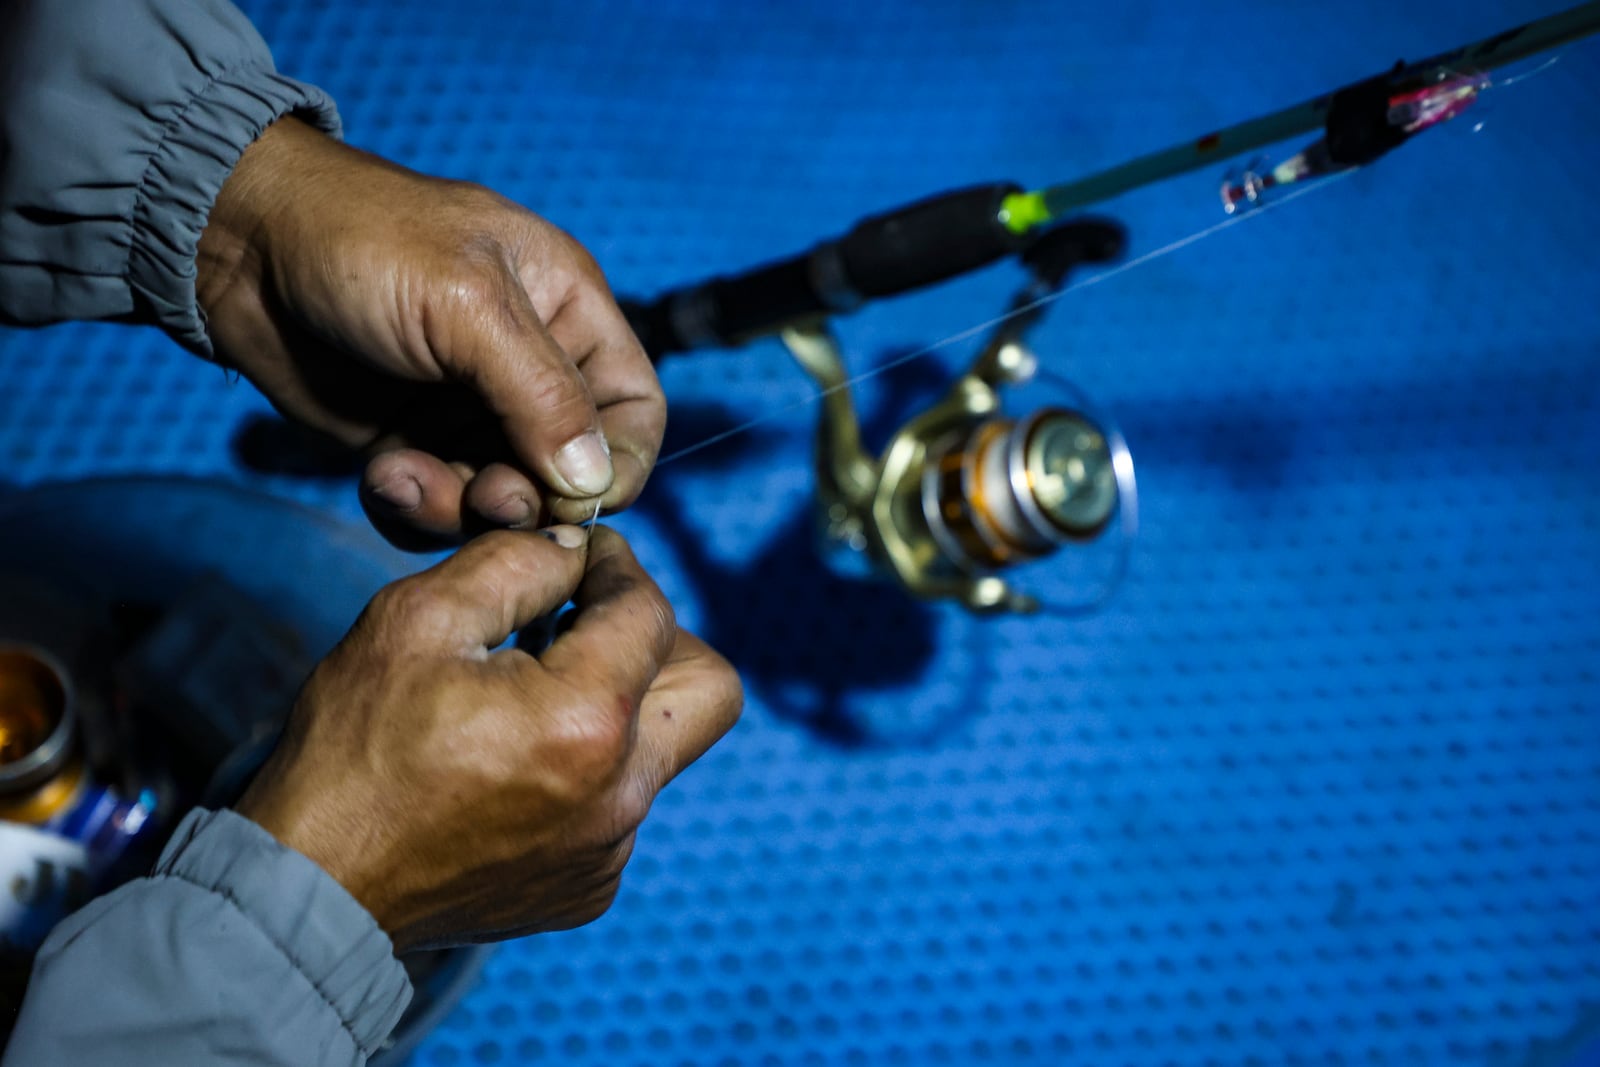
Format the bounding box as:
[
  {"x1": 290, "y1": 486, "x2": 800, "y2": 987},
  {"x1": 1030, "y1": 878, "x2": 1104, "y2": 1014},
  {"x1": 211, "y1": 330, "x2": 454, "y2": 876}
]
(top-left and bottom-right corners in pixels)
[
  {"x1": 631, "y1": 216, "x2": 1135, "y2": 614},
  {"x1": 782, "y1": 222, "x2": 1130, "y2": 613}
]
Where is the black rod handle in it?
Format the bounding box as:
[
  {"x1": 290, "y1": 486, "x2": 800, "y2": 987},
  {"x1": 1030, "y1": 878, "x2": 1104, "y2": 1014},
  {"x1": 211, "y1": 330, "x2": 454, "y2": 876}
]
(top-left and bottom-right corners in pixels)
[{"x1": 626, "y1": 182, "x2": 1027, "y2": 358}]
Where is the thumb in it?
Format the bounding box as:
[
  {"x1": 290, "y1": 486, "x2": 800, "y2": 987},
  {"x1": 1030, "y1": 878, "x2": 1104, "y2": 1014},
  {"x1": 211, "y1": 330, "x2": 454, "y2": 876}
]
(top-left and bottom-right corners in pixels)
[
  {"x1": 433, "y1": 263, "x2": 615, "y2": 498},
  {"x1": 388, "y1": 527, "x2": 590, "y2": 654}
]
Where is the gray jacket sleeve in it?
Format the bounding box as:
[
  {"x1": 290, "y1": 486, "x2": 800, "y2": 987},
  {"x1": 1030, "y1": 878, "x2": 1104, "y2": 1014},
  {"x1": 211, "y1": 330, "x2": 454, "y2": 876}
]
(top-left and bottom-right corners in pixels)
[
  {"x1": 0, "y1": 0, "x2": 341, "y2": 357},
  {"x1": 2, "y1": 808, "x2": 413, "y2": 1066}
]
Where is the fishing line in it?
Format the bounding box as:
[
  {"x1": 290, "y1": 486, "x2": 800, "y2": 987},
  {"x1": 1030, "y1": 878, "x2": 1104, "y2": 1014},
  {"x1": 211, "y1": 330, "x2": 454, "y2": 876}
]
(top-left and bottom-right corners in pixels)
[
  {"x1": 656, "y1": 169, "x2": 1357, "y2": 469},
  {"x1": 583, "y1": 496, "x2": 602, "y2": 549},
  {"x1": 1494, "y1": 54, "x2": 1562, "y2": 89}
]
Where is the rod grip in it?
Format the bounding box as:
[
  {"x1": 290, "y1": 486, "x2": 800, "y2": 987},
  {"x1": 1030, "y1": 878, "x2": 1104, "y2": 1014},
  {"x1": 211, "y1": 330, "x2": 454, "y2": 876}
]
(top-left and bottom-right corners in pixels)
[
  {"x1": 628, "y1": 182, "x2": 1027, "y2": 358},
  {"x1": 837, "y1": 181, "x2": 1026, "y2": 297}
]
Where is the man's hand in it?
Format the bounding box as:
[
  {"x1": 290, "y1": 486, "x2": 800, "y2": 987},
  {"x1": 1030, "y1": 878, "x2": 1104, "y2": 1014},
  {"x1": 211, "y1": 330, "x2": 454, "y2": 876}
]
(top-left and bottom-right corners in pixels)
[
  {"x1": 197, "y1": 116, "x2": 663, "y2": 539},
  {"x1": 235, "y1": 527, "x2": 741, "y2": 951}
]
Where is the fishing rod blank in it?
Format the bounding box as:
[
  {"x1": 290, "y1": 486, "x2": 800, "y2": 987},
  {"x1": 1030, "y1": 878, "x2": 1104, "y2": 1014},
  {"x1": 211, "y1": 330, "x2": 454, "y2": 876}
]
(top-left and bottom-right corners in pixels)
[{"x1": 624, "y1": 0, "x2": 1600, "y2": 359}]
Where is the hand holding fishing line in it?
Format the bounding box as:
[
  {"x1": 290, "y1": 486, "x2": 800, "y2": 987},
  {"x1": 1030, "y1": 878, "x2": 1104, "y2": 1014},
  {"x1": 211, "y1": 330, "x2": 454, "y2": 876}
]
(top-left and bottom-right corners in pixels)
[
  {"x1": 197, "y1": 116, "x2": 665, "y2": 547},
  {"x1": 192, "y1": 116, "x2": 733, "y2": 950},
  {"x1": 237, "y1": 525, "x2": 742, "y2": 951}
]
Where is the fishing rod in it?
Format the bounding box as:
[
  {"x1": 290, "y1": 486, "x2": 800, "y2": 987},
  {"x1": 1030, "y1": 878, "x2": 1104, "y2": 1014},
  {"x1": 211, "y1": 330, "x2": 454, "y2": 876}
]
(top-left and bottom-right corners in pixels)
[
  {"x1": 624, "y1": 1, "x2": 1600, "y2": 359},
  {"x1": 622, "y1": 2, "x2": 1599, "y2": 615}
]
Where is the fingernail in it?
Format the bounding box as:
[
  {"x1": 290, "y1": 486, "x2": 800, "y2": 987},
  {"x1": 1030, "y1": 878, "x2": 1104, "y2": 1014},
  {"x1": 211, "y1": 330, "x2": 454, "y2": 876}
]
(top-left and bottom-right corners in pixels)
[
  {"x1": 486, "y1": 495, "x2": 533, "y2": 527},
  {"x1": 539, "y1": 525, "x2": 587, "y2": 549},
  {"x1": 370, "y1": 476, "x2": 422, "y2": 512},
  {"x1": 553, "y1": 432, "x2": 613, "y2": 497}
]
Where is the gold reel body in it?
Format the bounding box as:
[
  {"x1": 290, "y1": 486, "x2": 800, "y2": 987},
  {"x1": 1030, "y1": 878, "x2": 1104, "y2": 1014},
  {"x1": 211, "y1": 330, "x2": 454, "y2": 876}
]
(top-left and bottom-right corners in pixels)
[{"x1": 784, "y1": 313, "x2": 1123, "y2": 614}]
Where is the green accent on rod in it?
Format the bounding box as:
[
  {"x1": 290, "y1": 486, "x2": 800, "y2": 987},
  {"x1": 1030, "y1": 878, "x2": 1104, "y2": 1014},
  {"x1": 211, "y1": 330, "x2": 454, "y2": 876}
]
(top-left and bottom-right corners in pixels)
[{"x1": 998, "y1": 191, "x2": 1051, "y2": 235}]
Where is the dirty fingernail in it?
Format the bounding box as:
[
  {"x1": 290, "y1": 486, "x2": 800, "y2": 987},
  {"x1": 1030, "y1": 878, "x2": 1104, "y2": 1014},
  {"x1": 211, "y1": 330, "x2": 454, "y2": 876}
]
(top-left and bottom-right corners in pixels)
[
  {"x1": 539, "y1": 525, "x2": 587, "y2": 549},
  {"x1": 370, "y1": 476, "x2": 422, "y2": 512},
  {"x1": 486, "y1": 495, "x2": 533, "y2": 526},
  {"x1": 553, "y1": 432, "x2": 613, "y2": 497}
]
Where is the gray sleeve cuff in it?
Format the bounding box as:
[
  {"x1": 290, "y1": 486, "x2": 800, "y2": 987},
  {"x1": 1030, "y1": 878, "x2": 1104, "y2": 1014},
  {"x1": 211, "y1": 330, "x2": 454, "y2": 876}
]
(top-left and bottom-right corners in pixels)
[
  {"x1": 153, "y1": 807, "x2": 412, "y2": 1058},
  {"x1": 4, "y1": 807, "x2": 412, "y2": 1067},
  {"x1": 0, "y1": 0, "x2": 340, "y2": 355},
  {"x1": 130, "y1": 67, "x2": 339, "y2": 356}
]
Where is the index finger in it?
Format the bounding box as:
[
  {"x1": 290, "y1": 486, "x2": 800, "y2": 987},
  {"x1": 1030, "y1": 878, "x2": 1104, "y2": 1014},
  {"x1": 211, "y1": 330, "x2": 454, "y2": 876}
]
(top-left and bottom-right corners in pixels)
[{"x1": 539, "y1": 527, "x2": 677, "y2": 705}]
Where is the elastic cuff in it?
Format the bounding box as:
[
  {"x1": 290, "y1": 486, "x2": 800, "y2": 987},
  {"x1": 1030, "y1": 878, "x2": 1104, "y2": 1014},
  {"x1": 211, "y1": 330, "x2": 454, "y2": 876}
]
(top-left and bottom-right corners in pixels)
[
  {"x1": 127, "y1": 66, "x2": 341, "y2": 358},
  {"x1": 155, "y1": 807, "x2": 412, "y2": 1058}
]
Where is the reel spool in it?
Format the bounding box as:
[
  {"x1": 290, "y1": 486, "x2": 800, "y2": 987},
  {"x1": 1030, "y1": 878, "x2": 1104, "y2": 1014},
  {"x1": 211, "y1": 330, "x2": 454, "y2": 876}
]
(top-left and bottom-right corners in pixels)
[{"x1": 923, "y1": 408, "x2": 1117, "y2": 573}]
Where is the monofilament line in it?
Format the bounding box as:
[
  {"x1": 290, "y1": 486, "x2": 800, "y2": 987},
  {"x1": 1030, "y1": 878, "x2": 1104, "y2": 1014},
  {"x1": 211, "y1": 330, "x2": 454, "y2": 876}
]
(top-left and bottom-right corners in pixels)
[
  {"x1": 584, "y1": 496, "x2": 602, "y2": 549},
  {"x1": 656, "y1": 171, "x2": 1355, "y2": 468}
]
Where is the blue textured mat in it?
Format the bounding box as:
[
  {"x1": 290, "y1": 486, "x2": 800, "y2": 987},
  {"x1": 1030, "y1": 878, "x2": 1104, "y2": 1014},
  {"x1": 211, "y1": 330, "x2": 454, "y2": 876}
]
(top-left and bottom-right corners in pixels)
[{"x1": 3, "y1": 2, "x2": 1599, "y2": 1065}]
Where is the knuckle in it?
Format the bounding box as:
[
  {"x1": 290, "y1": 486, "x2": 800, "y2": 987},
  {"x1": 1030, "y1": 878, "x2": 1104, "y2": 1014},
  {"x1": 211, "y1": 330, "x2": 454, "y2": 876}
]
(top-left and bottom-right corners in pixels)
[
  {"x1": 546, "y1": 698, "x2": 632, "y2": 785},
  {"x1": 431, "y1": 229, "x2": 517, "y2": 312},
  {"x1": 365, "y1": 577, "x2": 438, "y2": 635},
  {"x1": 540, "y1": 221, "x2": 598, "y2": 276},
  {"x1": 641, "y1": 585, "x2": 677, "y2": 649},
  {"x1": 526, "y1": 363, "x2": 594, "y2": 422},
  {"x1": 564, "y1": 239, "x2": 606, "y2": 289},
  {"x1": 612, "y1": 780, "x2": 653, "y2": 834},
  {"x1": 468, "y1": 528, "x2": 542, "y2": 577},
  {"x1": 454, "y1": 541, "x2": 528, "y2": 616},
  {"x1": 441, "y1": 180, "x2": 517, "y2": 229},
  {"x1": 581, "y1": 705, "x2": 635, "y2": 768},
  {"x1": 443, "y1": 251, "x2": 510, "y2": 312},
  {"x1": 455, "y1": 180, "x2": 511, "y2": 212}
]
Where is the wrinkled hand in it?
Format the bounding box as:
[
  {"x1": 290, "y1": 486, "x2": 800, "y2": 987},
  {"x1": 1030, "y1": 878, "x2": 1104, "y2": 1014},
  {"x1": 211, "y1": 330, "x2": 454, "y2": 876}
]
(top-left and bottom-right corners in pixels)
[
  {"x1": 197, "y1": 116, "x2": 663, "y2": 539},
  {"x1": 235, "y1": 527, "x2": 741, "y2": 951}
]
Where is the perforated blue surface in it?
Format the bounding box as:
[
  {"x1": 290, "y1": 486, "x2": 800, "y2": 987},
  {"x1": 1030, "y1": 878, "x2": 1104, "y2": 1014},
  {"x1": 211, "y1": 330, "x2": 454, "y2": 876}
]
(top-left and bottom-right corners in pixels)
[{"x1": 2, "y1": 2, "x2": 1599, "y2": 1064}]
